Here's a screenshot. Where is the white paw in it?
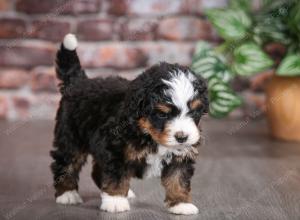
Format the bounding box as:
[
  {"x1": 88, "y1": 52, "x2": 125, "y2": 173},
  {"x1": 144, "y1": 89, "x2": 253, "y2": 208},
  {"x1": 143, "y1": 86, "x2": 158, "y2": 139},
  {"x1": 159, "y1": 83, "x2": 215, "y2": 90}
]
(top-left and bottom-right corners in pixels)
[
  {"x1": 127, "y1": 189, "x2": 136, "y2": 199},
  {"x1": 168, "y1": 203, "x2": 199, "y2": 215},
  {"x1": 56, "y1": 190, "x2": 83, "y2": 205},
  {"x1": 100, "y1": 192, "x2": 130, "y2": 213}
]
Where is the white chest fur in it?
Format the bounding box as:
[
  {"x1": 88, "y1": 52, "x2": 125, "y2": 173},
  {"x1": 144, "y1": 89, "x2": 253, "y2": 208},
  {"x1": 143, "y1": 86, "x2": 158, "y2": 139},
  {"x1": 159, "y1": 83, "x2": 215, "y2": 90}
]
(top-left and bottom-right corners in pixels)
[
  {"x1": 144, "y1": 145, "x2": 197, "y2": 178},
  {"x1": 144, "y1": 146, "x2": 170, "y2": 178}
]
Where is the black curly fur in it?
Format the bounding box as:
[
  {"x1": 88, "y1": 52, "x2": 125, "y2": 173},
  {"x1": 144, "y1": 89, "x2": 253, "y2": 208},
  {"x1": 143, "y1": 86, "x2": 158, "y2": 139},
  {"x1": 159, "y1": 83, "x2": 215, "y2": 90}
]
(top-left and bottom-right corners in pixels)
[{"x1": 50, "y1": 41, "x2": 208, "y2": 207}]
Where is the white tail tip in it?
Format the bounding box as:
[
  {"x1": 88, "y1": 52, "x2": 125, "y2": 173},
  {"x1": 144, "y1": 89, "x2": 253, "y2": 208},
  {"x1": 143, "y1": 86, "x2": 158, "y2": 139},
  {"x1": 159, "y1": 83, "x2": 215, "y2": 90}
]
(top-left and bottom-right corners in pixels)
[{"x1": 63, "y1": 34, "x2": 78, "y2": 51}]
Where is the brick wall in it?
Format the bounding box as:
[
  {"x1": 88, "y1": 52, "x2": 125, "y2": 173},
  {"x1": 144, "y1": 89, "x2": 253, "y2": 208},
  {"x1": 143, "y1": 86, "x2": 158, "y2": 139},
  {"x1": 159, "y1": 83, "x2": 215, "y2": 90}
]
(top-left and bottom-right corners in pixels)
[{"x1": 0, "y1": 0, "x2": 229, "y2": 120}]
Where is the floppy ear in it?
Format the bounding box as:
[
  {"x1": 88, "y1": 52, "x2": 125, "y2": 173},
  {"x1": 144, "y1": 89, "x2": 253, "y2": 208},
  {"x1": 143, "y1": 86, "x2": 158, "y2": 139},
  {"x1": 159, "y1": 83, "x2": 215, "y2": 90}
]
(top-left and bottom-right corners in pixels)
[
  {"x1": 124, "y1": 67, "x2": 162, "y2": 120},
  {"x1": 194, "y1": 75, "x2": 209, "y2": 114}
]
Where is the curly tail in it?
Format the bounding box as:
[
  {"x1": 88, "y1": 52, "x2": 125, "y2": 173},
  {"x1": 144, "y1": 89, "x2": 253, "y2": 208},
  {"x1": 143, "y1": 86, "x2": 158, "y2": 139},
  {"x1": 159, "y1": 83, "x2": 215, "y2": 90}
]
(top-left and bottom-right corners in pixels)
[{"x1": 56, "y1": 34, "x2": 86, "y2": 89}]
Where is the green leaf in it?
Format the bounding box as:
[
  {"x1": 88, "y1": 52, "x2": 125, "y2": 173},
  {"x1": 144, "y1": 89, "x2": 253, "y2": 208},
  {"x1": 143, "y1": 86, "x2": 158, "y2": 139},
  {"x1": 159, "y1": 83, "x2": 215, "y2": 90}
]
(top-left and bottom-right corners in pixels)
[
  {"x1": 191, "y1": 42, "x2": 242, "y2": 118},
  {"x1": 260, "y1": 0, "x2": 291, "y2": 12},
  {"x1": 230, "y1": 0, "x2": 251, "y2": 11},
  {"x1": 277, "y1": 54, "x2": 300, "y2": 76},
  {"x1": 253, "y1": 1, "x2": 293, "y2": 45},
  {"x1": 191, "y1": 42, "x2": 233, "y2": 83},
  {"x1": 288, "y1": 1, "x2": 300, "y2": 36},
  {"x1": 253, "y1": 22, "x2": 289, "y2": 44},
  {"x1": 208, "y1": 79, "x2": 242, "y2": 118},
  {"x1": 253, "y1": 15, "x2": 290, "y2": 45},
  {"x1": 192, "y1": 41, "x2": 213, "y2": 58},
  {"x1": 233, "y1": 43, "x2": 273, "y2": 76},
  {"x1": 205, "y1": 9, "x2": 252, "y2": 40}
]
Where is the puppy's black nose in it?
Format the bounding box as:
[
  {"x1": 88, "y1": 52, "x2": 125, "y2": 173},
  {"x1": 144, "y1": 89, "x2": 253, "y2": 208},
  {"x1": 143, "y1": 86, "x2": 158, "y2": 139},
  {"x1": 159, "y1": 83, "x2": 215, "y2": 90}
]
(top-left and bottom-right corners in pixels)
[{"x1": 175, "y1": 132, "x2": 188, "y2": 143}]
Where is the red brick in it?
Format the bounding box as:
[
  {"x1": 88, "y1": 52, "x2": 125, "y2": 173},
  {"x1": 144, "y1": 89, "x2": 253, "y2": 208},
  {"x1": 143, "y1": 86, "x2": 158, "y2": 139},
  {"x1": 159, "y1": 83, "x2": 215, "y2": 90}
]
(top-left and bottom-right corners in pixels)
[
  {"x1": 30, "y1": 20, "x2": 71, "y2": 42},
  {"x1": 30, "y1": 67, "x2": 59, "y2": 93},
  {"x1": 77, "y1": 19, "x2": 114, "y2": 41},
  {"x1": 107, "y1": 0, "x2": 128, "y2": 15},
  {"x1": 7, "y1": 93, "x2": 60, "y2": 120},
  {"x1": 119, "y1": 18, "x2": 158, "y2": 41},
  {"x1": 0, "y1": 42, "x2": 56, "y2": 68},
  {"x1": 16, "y1": 0, "x2": 101, "y2": 15},
  {"x1": 108, "y1": 0, "x2": 182, "y2": 15},
  {"x1": 0, "y1": 0, "x2": 9, "y2": 11},
  {"x1": 108, "y1": 0, "x2": 226, "y2": 16},
  {"x1": 16, "y1": 0, "x2": 64, "y2": 14},
  {"x1": 0, "y1": 69, "x2": 29, "y2": 89},
  {"x1": 157, "y1": 17, "x2": 213, "y2": 41},
  {"x1": 108, "y1": 0, "x2": 223, "y2": 16},
  {"x1": 0, "y1": 95, "x2": 8, "y2": 119},
  {"x1": 139, "y1": 42, "x2": 194, "y2": 66},
  {"x1": 78, "y1": 43, "x2": 147, "y2": 69},
  {"x1": 201, "y1": 0, "x2": 227, "y2": 10},
  {"x1": 86, "y1": 68, "x2": 142, "y2": 80},
  {"x1": 0, "y1": 18, "x2": 27, "y2": 39},
  {"x1": 12, "y1": 96, "x2": 31, "y2": 120},
  {"x1": 180, "y1": 0, "x2": 203, "y2": 14},
  {"x1": 85, "y1": 68, "x2": 118, "y2": 78},
  {"x1": 118, "y1": 69, "x2": 143, "y2": 80},
  {"x1": 29, "y1": 94, "x2": 60, "y2": 120},
  {"x1": 64, "y1": 0, "x2": 101, "y2": 15}
]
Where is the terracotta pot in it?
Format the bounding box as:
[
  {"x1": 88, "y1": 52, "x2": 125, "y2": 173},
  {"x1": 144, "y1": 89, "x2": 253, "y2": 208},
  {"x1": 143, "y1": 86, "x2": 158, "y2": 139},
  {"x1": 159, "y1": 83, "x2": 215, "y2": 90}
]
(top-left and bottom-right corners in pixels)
[{"x1": 265, "y1": 75, "x2": 300, "y2": 142}]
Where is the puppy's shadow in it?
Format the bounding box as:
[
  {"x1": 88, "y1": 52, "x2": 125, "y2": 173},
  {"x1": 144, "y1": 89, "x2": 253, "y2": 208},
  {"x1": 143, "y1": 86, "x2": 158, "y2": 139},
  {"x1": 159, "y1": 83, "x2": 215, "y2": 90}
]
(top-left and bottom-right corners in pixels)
[{"x1": 79, "y1": 196, "x2": 100, "y2": 210}]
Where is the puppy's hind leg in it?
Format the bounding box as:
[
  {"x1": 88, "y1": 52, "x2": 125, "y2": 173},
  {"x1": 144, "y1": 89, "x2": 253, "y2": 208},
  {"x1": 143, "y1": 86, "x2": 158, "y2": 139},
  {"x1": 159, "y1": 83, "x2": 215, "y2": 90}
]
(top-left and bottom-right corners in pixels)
[
  {"x1": 92, "y1": 163, "x2": 135, "y2": 199},
  {"x1": 91, "y1": 162, "x2": 131, "y2": 213},
  {"x1": 51, "y1": 147, "x2": 87, "y2": 205}
]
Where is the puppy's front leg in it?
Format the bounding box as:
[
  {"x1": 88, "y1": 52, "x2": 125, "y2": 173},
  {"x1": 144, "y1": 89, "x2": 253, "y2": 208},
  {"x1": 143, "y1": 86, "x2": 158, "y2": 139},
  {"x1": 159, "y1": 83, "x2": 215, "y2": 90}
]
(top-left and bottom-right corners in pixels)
[{"x1": 161, "y1": 161, "x2": 199, "y2": 215}]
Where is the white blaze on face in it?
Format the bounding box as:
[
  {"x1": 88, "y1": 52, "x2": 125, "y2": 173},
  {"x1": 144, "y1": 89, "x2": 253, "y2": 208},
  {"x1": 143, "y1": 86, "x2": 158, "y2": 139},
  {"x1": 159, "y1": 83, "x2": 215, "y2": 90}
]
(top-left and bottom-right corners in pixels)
[{"x1": 162, "y1": 70, "x2": 200, "y2": 147}]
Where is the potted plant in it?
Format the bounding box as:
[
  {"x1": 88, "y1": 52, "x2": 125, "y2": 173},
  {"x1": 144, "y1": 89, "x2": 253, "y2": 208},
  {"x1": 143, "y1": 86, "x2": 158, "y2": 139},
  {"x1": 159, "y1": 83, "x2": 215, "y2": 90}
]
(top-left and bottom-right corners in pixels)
[{"x1": 191, "y1": 0, "x2": 300, "y2": 141}]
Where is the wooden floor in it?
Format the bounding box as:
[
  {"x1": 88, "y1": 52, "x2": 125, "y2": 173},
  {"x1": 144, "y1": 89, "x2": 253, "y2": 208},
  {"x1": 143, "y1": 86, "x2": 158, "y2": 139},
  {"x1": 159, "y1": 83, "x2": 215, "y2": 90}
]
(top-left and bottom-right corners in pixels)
[{"x1": 0, "y1": 119, "x2": 300, "y2": 220}]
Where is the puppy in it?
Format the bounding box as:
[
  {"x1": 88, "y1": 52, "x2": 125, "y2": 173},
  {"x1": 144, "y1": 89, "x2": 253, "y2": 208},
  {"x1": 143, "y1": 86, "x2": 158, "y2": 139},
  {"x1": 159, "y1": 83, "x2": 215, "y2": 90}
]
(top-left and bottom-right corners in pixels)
[{"x1": 51, "y1": 34, "x2": 209, "y2": 215}]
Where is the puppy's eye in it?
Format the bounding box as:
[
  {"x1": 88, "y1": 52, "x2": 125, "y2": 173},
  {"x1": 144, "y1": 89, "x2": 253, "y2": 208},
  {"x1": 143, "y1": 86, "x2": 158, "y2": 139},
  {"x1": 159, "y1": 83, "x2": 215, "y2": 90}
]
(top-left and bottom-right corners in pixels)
[
  {"x1": 189, "y1": 109, "x2": 201, "y2": 117},
  {"x1": 156, "y1": 112, "x2": 168, "y2": 119}
]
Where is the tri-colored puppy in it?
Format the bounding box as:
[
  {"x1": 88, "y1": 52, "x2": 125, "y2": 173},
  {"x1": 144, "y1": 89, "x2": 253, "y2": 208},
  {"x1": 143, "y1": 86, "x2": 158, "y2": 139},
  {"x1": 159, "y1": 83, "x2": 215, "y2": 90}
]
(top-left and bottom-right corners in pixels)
[{"x1": 51, "y1": 34, "x2": 208, "y2": 215}]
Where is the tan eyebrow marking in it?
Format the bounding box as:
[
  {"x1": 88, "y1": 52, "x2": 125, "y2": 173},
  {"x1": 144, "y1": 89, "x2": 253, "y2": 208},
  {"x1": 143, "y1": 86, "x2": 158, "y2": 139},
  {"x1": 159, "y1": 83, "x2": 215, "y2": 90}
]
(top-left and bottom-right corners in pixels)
[
  {"x1": 189, "y1": 99, "x2": 202, "y2": 110},
  {"x1": 156, "y1": 104, "x2": 172, "y2": 113}
]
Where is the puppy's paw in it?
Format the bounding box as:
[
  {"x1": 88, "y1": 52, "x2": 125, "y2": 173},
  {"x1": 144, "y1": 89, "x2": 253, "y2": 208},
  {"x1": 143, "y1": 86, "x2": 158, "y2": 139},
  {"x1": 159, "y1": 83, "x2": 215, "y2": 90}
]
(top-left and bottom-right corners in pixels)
[
  {"x1": 56, "y1": 190, "x2": 83, "y2": 205},
  {"x1": 127, "y1": 189, "x2": 136, "y2": 199},
  {"x1": 100, "y1": 192, "x2": 130, "y2": 213},
  {"x1": 168, "y1": 203, "x2": 199, "y2": 215}
]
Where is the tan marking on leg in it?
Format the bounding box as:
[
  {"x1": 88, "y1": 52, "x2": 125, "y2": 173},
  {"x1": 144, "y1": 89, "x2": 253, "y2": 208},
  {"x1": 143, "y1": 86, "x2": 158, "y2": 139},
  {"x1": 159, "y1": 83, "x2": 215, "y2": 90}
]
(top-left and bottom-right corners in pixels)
[
  {"x1": 162, "y1": 171, "x2": 191, "y2": 207},
  {"x1": 54, "y1": 152, "x2": 87, "y2": 197},
  {"x1": 72, "y1": 152, "x2": 88, "y2": 171},
  {"x1": 102, "y1": 175, "x2": 131, "y2": 197},
  {"x1": 55, "y1": 174, "x2": 78, "y2": 197}
]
